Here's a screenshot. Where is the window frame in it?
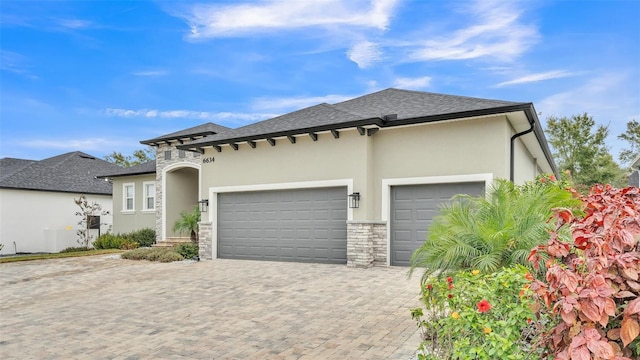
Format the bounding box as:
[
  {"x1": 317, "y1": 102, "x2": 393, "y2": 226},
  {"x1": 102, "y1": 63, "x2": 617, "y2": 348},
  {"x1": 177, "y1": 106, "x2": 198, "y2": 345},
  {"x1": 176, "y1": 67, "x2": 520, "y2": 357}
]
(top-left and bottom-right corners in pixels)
[
  {"x1": 122, "y1": 183, "x2": 135, "y2": 213},
  {"x1": 142, "y1": 181, "x2": 156, "y2": 211}
]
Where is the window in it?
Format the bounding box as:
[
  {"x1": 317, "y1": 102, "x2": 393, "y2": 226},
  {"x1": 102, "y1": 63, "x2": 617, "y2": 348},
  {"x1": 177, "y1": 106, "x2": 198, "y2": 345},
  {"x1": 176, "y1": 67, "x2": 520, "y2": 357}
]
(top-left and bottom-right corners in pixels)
[
  {"x1": 179, "y1": 150, "x2": 185, "y2": 159},
  {"x1": 193, "y1": 151, "x2": 200, "y2": 158},
  {"x1": 164, "y1": 151, "x2": 171, "y2": 160},
  {"x1": 143, "y1": 181, "x2": 155, "y2": 211},
  {"x1": 123, "y1": 183, "x2": 135, "y2": 211}
]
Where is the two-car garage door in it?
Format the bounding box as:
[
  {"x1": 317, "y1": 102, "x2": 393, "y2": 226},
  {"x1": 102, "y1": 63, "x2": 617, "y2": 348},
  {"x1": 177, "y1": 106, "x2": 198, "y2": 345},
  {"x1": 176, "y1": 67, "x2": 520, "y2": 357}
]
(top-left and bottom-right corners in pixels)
[
  {"x1": 217, "y1": 187, "x2": 347, "y2": 264},
  {"x1": 390, "y1": 182, "x2": 485, "y2": 266},
  {"x1": 216, "y1": 182, "x2": 484, "y2": 266}
]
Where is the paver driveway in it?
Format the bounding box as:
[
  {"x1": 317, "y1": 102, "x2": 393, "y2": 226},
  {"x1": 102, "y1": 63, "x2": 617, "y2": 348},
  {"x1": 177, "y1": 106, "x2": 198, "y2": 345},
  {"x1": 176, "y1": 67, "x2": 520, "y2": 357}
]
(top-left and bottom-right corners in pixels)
[{"x1": 0, "y1": 255, "x2": 422, "y2": 359}]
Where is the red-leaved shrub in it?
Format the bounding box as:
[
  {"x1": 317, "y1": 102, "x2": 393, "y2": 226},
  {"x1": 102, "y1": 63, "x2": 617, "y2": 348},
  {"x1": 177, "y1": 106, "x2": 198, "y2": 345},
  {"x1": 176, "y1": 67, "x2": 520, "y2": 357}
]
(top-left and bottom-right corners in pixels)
[{"x1": 528, "y1": 185, "x2": 640, "y2": 360}]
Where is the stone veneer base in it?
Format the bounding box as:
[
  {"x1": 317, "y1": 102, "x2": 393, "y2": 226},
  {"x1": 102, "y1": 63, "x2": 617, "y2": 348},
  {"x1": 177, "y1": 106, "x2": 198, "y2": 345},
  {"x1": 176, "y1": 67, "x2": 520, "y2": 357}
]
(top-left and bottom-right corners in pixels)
[{"x1": 197, "y1": 220, "x2": 388, "y2": 267}]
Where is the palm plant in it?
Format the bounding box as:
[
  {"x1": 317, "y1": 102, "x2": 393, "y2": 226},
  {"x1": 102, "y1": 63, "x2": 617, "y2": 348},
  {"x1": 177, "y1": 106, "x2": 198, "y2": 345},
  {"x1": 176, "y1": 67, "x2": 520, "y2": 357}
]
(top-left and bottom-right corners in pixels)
[
  {"x1": 410, "y1": 178, "x2": 581, "y2": 283},
  {"x1": 173, "y1": 206, "x2": 201, "y2": 243}
]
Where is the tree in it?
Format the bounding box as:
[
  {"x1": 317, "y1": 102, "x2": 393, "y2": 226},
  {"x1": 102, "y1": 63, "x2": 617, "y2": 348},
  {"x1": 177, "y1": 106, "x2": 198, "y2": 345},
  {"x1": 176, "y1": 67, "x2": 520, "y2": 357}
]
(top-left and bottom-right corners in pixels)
[
  {"x1": 105, "y1": 146, "x2": 155, "y2": 168},
  {"x1": 173, "y1": 206, "x2": 201, "y2": 243},
  {"x1": 74, "y1": 194, "x2": 110, "y2": 248},
  {"x1": 545, "y1": 113, "x2": 626, "y2": 189},
  {"x1": 619, "y1": 119, "x2": 640, "y2": 165},
  {"x1": 410, "y1": 177, "x2": 582, "y2": 282}
]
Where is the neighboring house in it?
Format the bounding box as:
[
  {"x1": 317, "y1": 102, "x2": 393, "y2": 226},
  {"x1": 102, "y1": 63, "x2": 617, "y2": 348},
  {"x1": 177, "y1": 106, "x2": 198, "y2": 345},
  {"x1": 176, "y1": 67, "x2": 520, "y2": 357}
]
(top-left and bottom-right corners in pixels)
[
  {"x1": 628, "y1": 154, "x2": 640, "y2": 187},
  {"x1": 107, "y1": 88, "x2": 558, "y2": 268},
  {"x1": 0, "y1": 151, "x2": 119, "y2": 255},
  {"x1": 97, "y1": 160, "x2": 157, "y2": 234}
]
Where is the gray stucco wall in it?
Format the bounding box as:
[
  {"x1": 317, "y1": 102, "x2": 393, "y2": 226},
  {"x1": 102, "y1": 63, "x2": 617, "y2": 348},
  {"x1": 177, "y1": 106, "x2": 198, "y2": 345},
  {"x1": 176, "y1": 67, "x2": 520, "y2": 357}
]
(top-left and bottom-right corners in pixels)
[{"x1": 111, "y1": 175, "x2": 156, "y2": 234}]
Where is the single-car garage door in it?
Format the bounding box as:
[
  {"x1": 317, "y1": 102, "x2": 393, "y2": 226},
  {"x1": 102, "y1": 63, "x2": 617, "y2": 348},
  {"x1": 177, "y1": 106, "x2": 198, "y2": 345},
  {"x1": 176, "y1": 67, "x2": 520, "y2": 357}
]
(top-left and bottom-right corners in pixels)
[
  {"x1": 218, "y1": 187, "x2": 348, "y2": 264},
  {"x1": 390, "y1": 182, "x2": 485, "y2": 266}
]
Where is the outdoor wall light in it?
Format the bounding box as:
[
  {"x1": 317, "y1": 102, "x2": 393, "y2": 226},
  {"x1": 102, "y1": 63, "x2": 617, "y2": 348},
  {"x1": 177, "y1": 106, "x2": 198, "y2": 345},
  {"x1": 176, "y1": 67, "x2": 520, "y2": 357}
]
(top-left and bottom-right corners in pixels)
[
  {"x1": 198, "y1": 199, "x2": 209, "y2": 212},
  {"x1": 348, "y1": 192, "x2": 360, "y2": 209}
]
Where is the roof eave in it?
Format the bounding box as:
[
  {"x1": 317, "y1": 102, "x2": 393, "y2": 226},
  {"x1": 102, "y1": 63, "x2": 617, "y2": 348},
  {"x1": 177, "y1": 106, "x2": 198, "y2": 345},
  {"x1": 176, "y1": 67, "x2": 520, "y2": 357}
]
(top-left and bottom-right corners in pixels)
[
  {"x1": 520, "y1": 104, "x2": 559, "y2": 176},
  {"x1": 0, "y1": 186, "x2": 112, "y2": 196},
  {"x1": 140, "y1": 131, "x2": 218, "y2": 146},
  {"x1": 95, "y1": 170, "x2": 156, "y2": 179},
  {"x1": 176, "y1": 117, "x2": 386, "y2": 150}
]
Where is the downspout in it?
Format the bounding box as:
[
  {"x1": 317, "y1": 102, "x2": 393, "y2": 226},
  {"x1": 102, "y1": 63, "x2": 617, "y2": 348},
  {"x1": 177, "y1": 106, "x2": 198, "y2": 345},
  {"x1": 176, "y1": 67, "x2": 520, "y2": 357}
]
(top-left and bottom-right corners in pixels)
[{"x1": 510, "y1": 119, "x2": 535, "y2": 182}]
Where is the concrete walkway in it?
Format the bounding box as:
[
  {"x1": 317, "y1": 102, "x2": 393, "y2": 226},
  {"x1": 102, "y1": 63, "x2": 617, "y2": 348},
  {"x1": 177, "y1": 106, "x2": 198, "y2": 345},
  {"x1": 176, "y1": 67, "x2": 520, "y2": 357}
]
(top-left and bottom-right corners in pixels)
[{"x1": 0, "y1": 255, "x2": 423, "y2": 359}]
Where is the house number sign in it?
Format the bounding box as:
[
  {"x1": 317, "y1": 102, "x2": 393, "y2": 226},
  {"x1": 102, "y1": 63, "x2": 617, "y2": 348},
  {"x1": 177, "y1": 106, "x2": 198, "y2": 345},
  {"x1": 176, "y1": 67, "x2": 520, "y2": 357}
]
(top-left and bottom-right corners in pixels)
[{"x1": 202, "y1": 157, "x2": 215, "y2": 164}]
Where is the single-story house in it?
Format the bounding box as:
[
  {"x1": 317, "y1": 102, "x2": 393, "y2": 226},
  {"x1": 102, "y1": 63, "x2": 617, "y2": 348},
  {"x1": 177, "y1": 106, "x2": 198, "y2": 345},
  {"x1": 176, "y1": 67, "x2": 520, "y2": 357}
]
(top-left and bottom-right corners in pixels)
[
  {"x1": 0, "y1": 151, "x2": 119, "y2": 255},
  {"x1": 628, "y1": 154, "x2": 640, "y2": 187},
  {"x1": 112, "y1": 88, "x2": 558, "y2": 267}
]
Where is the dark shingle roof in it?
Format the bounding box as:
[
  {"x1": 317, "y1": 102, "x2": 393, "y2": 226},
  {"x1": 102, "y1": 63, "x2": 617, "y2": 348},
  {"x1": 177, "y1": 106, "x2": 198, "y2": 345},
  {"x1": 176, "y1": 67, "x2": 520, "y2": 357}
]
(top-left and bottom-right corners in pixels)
[
  {"x1": 0, "y1": 151, "x2": 121, "y2": 195},
  {"x1": 0, "y1": 158, "x2": 37, "y2": 181},
  {"x1": 96, "y1": 160, "x2": 156, "y2": 178},
  {"x1": 140, "y1": 122, "x2": 230, "y2": 145},
  {"x1": 179, "y1": 88, "x2": 527, "y2": 149},
  {"x1": 332, "y1": 88, "x2": 521, "y2": 120}
]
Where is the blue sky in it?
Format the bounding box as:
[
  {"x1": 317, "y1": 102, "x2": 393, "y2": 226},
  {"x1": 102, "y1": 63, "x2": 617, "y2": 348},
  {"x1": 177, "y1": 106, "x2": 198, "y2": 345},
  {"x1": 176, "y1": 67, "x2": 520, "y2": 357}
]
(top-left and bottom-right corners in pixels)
[{"x1": 1, "y1": 0, "x2": 638, "y2": 165}]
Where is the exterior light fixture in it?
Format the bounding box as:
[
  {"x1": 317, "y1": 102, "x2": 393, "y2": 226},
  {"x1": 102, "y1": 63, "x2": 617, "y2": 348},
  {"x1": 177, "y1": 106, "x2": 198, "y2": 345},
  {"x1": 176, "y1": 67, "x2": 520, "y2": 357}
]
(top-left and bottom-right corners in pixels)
[
  {"x1": 348, "y1": 192, "x2": 360, "y2": 209},
  {"x1": 198, "y1": 199, "x2": 209, "y2": 212}
]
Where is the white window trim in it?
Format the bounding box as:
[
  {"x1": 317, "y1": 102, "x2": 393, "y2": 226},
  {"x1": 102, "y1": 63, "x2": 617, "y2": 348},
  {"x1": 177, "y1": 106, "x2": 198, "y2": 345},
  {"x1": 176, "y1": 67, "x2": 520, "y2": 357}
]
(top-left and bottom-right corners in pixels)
[
  {"x1": 207, "y1": 179, "x2": 354, "y2": 260},
  {"x1": 142, "y1": 181, "x2": 156, "y2": 212},
  {"x1": 381, "y1": 173, "x2": 494, "y2": 266},
  {"x1": 122, "y1": 182, "x2": 135, "y2": 213}
]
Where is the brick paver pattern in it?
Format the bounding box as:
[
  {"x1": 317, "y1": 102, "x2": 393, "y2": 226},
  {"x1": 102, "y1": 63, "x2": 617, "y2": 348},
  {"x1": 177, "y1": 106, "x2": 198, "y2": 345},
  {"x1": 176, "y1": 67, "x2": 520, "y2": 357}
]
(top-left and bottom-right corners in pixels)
[{"x1": 0, "y1": 255, "x2": 422, "y2": 359}]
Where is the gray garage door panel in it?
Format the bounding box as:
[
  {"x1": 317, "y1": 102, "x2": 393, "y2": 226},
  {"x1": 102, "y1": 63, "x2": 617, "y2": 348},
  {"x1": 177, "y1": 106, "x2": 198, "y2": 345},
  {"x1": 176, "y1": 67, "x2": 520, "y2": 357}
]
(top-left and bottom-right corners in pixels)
[
  {"x1": 218, "y1": 187, "x2": 347, "y2": 264},
  {"x1": 390, "y1": 182, "x2": 485, "y2": 266}
]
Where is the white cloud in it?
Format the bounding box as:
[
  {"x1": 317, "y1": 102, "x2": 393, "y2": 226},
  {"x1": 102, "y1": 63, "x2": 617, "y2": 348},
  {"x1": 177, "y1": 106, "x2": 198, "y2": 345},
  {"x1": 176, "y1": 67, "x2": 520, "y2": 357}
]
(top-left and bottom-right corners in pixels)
[
  {"x1": 496, "y1": 70, "x2": 577, "y2": 87},
  {"x1": 23, "y1": 138, "x2": 125, "y2": 150},
  {"x1": 536, "y1": 73, "x2": 630, "y2": 118},
  {"x1": 0, "y1": 50, "x2": 38, "y2": 79},
  {"x1": 536, "y1": 72, "x2": 639, "y2": 158},
  {"x1": 347, "y1": 41, "x2": 383, "y2": 68},
  {"x1": 58, "y1": 19, "x2": 93, "y2": 29},
  {"x1": 408, "y1": 0, "x2": 538, "y2": 62},
  {"x1": 173, "y1": 0, "x2": 399, "y2": 39},
  {"x1": 252, "y1": 94, "x2": 355, "y2": 111},
  {"x1": 131, "y1": 70, "x2": 168, "y2": 77},
  {"x1": 104, "y1": 108, "x2": 276, "y2": 123},
  {"x1": 393, "y1": 76, "x2": 432, "y2": 90}
]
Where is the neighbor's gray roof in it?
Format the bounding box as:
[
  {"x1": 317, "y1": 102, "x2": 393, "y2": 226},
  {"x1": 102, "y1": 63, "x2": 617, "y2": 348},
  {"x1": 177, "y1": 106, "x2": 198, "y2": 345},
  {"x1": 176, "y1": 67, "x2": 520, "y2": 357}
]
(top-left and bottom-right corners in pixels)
[
  {"x1": 0, "y1": 151, "x2": 121, "y2": 195},
  {"x1": 96, "y1": 160, "x2": 156, "y2": 178},
  {"x1": 179, "y1": 88, "x2": 527, "y2": 148},
  {"x1": 0, "y1": 158, "x2": 37, "y2": 181},
  {"x1": 140, "y1": 122, "x2": 230, "y2": 145}
]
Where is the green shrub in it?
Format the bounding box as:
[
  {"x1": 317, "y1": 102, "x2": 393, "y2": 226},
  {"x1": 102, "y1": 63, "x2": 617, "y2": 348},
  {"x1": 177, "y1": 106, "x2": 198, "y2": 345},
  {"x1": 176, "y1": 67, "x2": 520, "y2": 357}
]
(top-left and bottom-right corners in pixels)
[
  {"x1": 410, "y1": 266, "x2": 541, "y2": 359},
  {"x1": 130, "y1": 228, "x2": 156, "y2": 247},
  {"x1": 174, "y1": 243, "x2": 198, "y2": 259},
  {"x1": 156, "y1": 251, "x2": 184, "y2": 263},
  {"x1": 119, "y1": 240, "x2": 139, "y2": 250},
  {"x1": 60, "y1": 246, "x2": 91, "y2": 253},
  {"x1": 410, "y1": 177, "x2": 581, "y2": 281},
  {"x1": 120, "y1": 247, "x2": 184, "y2": 262},
  {"x1": 93, "y1": 233, "x2": 128, "y2": 249}
]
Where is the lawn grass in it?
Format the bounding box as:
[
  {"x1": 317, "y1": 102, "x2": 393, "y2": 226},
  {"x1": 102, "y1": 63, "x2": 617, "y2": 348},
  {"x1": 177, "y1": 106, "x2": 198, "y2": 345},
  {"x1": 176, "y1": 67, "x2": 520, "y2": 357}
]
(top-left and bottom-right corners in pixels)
[{"x1": 0, "y1": 249, "x2": 123, "y2": 263}]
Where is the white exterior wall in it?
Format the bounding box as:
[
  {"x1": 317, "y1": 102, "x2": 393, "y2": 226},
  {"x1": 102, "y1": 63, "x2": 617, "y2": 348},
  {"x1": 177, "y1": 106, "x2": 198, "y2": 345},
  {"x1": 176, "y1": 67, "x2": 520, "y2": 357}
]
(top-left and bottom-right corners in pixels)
[{"x1": 0, "y1": 189, "x2": 113, "y2": 255}]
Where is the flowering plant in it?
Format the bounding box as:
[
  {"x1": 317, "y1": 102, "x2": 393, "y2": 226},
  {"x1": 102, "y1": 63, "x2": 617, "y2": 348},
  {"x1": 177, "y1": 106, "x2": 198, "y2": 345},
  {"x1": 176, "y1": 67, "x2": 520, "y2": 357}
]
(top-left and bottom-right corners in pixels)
[{"x1": 411, "y1": 266, "x2": 540, "y2": 359}]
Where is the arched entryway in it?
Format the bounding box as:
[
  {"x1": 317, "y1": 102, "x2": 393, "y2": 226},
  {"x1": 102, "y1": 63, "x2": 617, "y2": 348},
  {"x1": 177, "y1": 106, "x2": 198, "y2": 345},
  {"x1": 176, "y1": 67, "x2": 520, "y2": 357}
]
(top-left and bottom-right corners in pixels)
[{"x1": 162, "y1": 163, "x2": 200, "y2": 240}]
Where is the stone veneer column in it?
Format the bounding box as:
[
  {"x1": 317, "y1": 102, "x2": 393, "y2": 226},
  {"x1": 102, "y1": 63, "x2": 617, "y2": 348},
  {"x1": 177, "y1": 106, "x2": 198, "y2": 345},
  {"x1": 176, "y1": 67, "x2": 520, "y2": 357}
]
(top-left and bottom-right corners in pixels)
[
  {"x1": 347, "y1": 221, "x2": 387, "y2": 268},
  {"x1": 154, "y1": 144, "x2": 201, "y2": 242},
  {"x1": 198, "y1": 221, "x2": 213, "y2": 260}
]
